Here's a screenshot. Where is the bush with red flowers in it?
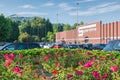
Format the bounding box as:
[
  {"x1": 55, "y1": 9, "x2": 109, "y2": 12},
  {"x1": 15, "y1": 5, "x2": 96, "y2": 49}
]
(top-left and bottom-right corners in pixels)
[{"x1": 0, "y1": 48, "x2": 120, "y2": 80}]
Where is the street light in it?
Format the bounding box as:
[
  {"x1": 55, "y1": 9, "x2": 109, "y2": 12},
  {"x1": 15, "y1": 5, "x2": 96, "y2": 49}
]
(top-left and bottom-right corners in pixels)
[
  {"x1": 76, "y1": 2, "x2": 79, "y2": 26},
  {"x1": 56, "y1": 13, "x2": 58, "y2": 23},
  {"x1": 56, "y1": 13, "x2": 58, "y2": 43}
]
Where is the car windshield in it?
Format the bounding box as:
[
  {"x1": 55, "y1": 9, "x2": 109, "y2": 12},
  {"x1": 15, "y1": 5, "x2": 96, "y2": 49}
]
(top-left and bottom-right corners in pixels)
[
  {"x1": 103, "y1": 40, "x2": 118, "y2": 51},
  {"x1": 113, "y1": 41, "x2": 120, "y2": 48}
]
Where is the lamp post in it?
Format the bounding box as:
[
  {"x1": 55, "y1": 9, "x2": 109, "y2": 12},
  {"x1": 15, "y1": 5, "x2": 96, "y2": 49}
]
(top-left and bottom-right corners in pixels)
[
  {"x1": 76, "y1": 2, "x2": 79, "y2": 26},
  {"x1": 56, "y1": 13, "x2": 58, "y2": 23},
  {"x1": 56, "y1": 13, "x2": 58, "y2": 43}
]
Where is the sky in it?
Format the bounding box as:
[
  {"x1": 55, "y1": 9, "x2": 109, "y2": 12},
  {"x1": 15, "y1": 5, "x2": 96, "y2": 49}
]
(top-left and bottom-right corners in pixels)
[{"x1": 0, "y1": 0, "x2": 120, "y2": 25}]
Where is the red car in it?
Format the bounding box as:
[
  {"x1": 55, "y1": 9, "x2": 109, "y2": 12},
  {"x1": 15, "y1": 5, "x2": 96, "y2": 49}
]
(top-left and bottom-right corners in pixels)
[{"x1": 51, "y1": 43, "x2": 63, "y2": 48}]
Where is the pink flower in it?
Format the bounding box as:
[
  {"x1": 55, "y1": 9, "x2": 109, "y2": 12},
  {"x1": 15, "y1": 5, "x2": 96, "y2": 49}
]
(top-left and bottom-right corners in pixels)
[
  {"x1": 44, "y1": 56, "x2": 49, "y2": 61},
  {"x1": 56, "y1": 62, "x2": 60, "y2": 68},
  {"x1": 3, "y1": 53, "x2": 16, "y2": 61},
  {"x1": 87, "y1": 52, "x2": 93, "y2": 55},
  {"x1": 5, "y1": 60, "x2": 11, "y2": 67},
  {"x1": 109, "y1": 54, "x2": 113, "y2": 56},
  {"x1": 84, "y1": 61, "x2": 92, "y2": 68},
  {"x1": 76, "y1": 70, "x2": 83, "y2": 75},
  {"x1": 78, "y1": 61, "x2": 82, "y2": 65},
  {"x1": 112, "y1": 58, "x2": 116, "y2": 61},
  {"x1": 19, "y1": 54, "x2": 24, "y2": 59},
  {"x1": 67, "y1": 74, "x2": 73, "y2": 79},
  {"x1": 12, "y1": 67, "x2": 22, "y2": 75},
  {"x1": 102, "y1": 74, "x2": 109, "y2": 79},
  {"x1": 17, "y1": 61, "x2": 20, "y2": 65},
  {"x1": 110, "y1": 66, "x2": 118, "y2": 72},
  {"x1": 10, "y1": 53, "x2": 16, "y2": 58},
  {"x1": 92, "y1": 71, "x2": 100, "y2": 79}
]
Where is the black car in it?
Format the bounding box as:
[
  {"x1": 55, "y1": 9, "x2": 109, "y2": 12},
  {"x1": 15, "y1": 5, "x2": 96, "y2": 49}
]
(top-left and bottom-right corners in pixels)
[
  {"x1": 103, "y1": 40, "x2": 120, "y2": 51},
  {"x1": 64, "y1": 44, "x2": 80, "y2": 49},
  {"x1": 82, "y1": 43, "x2": 93, "y2": 50},
  {"x1": 0, "y1": 42, "x2": 41, "y2": 50},
  {"x1": 93, "y1": 44, "x2": 106, "y2": 50}
]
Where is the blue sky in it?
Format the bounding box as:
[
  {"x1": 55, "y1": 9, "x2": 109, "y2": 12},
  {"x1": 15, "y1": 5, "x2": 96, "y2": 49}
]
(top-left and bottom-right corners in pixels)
[{"x1": 0, "y1": 0, "x2": 120, "y2": 25}]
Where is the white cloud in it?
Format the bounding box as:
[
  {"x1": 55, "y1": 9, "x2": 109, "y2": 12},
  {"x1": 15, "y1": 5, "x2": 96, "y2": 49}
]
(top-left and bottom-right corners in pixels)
[
  {"x1": 16, "y1": 11, "x2": 48, "y2": 16},
  {"x1": 19, "y1": 5, "x2": 35, "y2": 9},
  {"x1": 76, "y1": 0, "x2": 95, "y2": 3},
  {"x1": 58, "y1": 3, "x2": 75, "y2": 11},
  {"x1": 69, "y1": 2, "x2": 120, "y2": 16},
  {"x1": 42, "y1": 2, "x2": 55, "y2": 7}
]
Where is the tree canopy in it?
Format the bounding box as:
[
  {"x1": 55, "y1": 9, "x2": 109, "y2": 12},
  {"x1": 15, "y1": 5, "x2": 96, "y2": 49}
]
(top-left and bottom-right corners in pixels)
[
  {"x1": 0, "y1": 14, "x2": 11, "y2": 41},
  {"x1": 19, "y1": 17, "x2": 53, "y2": 42}
]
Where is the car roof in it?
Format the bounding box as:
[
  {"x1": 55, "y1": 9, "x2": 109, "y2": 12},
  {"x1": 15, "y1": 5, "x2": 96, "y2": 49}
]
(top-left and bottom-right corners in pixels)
[
  {"x1": 0, "y1": 42, "x2": 41, "y2": 50},
  {"x1": 109, "y1": 40, "x2": 120, "y2": 42},
  {"x1": 0, "y1": 43, "x2": 13, "y2": 50}
]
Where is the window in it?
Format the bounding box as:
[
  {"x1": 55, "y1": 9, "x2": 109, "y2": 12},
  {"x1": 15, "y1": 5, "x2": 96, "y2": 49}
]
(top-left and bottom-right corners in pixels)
[
  {"x1": 29, "y1": 43, "x2": 39, "y2": 49},
  {"x1": 17, "y1": 44, "x2": 27, "y2": 50},
  {"x1": 3, "y1": 44, "x2": 15, "y2": 50},
  {"x1": 114, "y1": 41, "x2": 120, "y2": 48}
]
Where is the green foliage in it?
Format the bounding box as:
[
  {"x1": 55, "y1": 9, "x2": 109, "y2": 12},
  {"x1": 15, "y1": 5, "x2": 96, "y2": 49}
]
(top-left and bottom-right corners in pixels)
[
  {"x1": 63, "y1": 24, "x2": 71, "y2": 31},
  {"x1": 71, "y1": 23, "x2": 77, "y2": 29},
  {"x1": 19, "y1": 17, "x2": 53, "y2": 42},
  {"x1": 0, "y1": 14, "x2": 12, "y2": 41},
  {"x1": 53, "y1": 23, "x2": 63, "y2": 33},
  {"x1": 7, "y1": 21, "x2": 20, "y2": 42},
  {"x1": 18, "y1": 32, "x2": 31, "y2": 42},
  {"x1": 47, "y1": 31, "x2": 55, "y2": 42},
  {"x1": 79, "y1": 21, "x2": 84, "y2": 25},
  {"x1": 0, "y1": 49, "x2": 120, "y2": 79}
]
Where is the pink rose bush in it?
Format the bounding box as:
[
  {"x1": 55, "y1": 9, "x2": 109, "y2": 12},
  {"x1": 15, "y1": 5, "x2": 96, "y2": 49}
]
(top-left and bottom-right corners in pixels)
[
  {"x1": 92, "y1": 71, "x2": 100, "y2": 79},
  {"x1": 0, "y1": 49, "x2": 120, "y2": 79},
  {"x1": 84, "y1": 61, "x2": 93, "y2": 68},
  {"x1": 110, "y1": 66, "x2": 118, "y2": 72},
  {"x1": 12, "y1": 67, "x2": 22, "y2": 75},
  {"x1": 4, "y1": 60, "x2": 11, "y2": 67},
  {"x1": 76, "y1": 70, "x2": 83, "y2": 75}
]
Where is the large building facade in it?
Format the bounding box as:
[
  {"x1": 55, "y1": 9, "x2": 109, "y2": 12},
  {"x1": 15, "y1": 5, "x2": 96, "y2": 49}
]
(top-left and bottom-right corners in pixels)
[{"x1": 56, "y1": 21, "x2": 120, "y2": 44}]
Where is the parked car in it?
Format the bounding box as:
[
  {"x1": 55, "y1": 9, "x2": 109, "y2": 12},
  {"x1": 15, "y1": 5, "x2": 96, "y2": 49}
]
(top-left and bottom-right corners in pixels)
[
  {"x1": 51, "y1": 43, "x2": 63, "y2": 48},
  {"x1": 103, "y1": 40, "x2": 120, "y2": 51},
  {"x1": 0, "y1": 42, "x2": 10, "y2": 48},
  {"x1": 82, "y1": 43, "x2": 93, "y2": 50},
  {"x1": 92, "y1": 43, "x2": 107, "y2": 50},
  {"x1": 78, "y1": 44, "x2": 83, "y2": 49},
  {"x1": 0, "y1": 42, "x2": 41, "y2": 50},
  {"x1": 43, "y1": 43, "x2": 53, "y2": 48},
  {"x1": 64, "y1": 44, "x2": 80, "y2": 49}
]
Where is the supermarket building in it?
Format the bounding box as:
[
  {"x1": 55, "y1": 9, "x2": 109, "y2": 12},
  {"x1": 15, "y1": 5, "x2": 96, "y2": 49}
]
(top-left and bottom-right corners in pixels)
[{"x1": 56, "y1": 21, "x2": 120, "y2": 44}]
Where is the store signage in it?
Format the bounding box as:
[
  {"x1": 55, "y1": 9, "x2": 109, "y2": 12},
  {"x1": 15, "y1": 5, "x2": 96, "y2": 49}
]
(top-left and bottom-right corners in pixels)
[{"x1": 78, "y1": 24, "x2": 96, "y2": 36}]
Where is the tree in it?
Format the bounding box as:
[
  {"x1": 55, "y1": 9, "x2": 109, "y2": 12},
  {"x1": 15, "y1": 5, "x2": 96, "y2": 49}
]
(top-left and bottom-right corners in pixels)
[
  {"x1": 53, "y1": 23, "x2": 63, "y2": 33},
  {"x1": 45, "y1": 19, "x2": 53, "y2": 33},
  {"x1": 19, "y1": 17, "x2": 53, "y2": 42},
  {"x1": 0, "y1": 14, "x2": 11, "y2": 41},
  {"x1": 71, "y1": 23, "x2": 77, "y2": 29},
  {"x1": 18, "y1": 32, "x2": 31, "y2": 42},
  {"x1": 47, "y1": 31, "x2": 55, "y2": 42},
  {"x1": 79, "y1": 21, "x2": 84, "y2": 25},
  {"x1": 31, "y1": 35, "x2": 40, "y2": 42},
  {"x1": 71, "y1": 21, "x2": 84, "y2": 29},
  {"x1": 7, "y1": 21, "x2": 20, "y2": 42},
  {"x1": 63, "y1": 24, "x2": 71, "y2": 31}
]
